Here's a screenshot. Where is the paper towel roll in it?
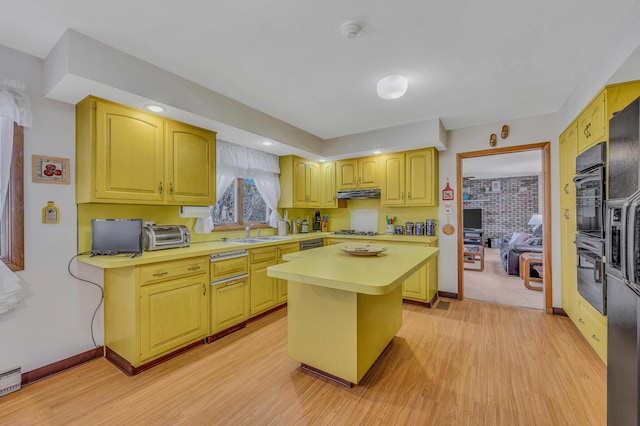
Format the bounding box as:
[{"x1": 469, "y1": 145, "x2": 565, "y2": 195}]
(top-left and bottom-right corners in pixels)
[
  {"x1": 194, "y1": 217, "x2": 214, "y2": 234},
  {"x1": 179, "y1": 206, "x2": 211, "y2": 218}
]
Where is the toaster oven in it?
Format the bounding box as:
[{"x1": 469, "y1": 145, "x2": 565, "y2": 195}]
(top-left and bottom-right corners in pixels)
[{"x1": 142, "y1": 225, "x2": 190, "y2": 251}]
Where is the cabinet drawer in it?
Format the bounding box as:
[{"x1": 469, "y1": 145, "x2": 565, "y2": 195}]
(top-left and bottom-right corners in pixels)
[
  {"x1": 210, "y1": 255, "x2": 248, "y2": 281},
  {"x1": 578, "y1": 302, "x2": 607, "y2": 362},
  {"x1": 277, "y1": 243, "x2": 300, "y2": 259},
  {"x1": 139, "y1": 257, "x2": 207, "y2": 285},
  {"x1": 250, "y1": 247, "x2": 277, "y2": 264}
]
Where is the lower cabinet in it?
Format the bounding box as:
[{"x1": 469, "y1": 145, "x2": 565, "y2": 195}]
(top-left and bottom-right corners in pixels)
[
  {"x1": 576, "y1": 297, "x2": 607, "y2": 363},
  {"x1": 210, "y1": 275, "x2": 250, "y2": 334},
  {"x1": 276, "y1": 242, "x2": 300, "y2": 303},
  {"x1": 249, "y1": 247, "x2": 279, "y2": 316},
  {"x1": 104, "y1": 256, "x2": 209, "y2": 373}
]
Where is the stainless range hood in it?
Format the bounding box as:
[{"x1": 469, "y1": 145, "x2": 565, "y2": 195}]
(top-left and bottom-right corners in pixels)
[{"x1": 336, "y1": 189, "x2": 381, "y2": 199}]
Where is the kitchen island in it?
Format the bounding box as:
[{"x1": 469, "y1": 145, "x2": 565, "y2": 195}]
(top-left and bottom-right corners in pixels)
[{"x1": 267, "y1": 243, "x2": 439, "y2": 386}]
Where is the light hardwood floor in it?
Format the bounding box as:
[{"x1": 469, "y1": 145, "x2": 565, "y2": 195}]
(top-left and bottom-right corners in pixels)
[{"x1": 0, "y1": 300, "x2": 605, "y2": 425}]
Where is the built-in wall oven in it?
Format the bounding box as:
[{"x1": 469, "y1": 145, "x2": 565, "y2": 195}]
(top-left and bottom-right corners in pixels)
[
  {"x1": 574, "y1": 141, "x2": 607, "y2": 315},
  {"x1": 574, "y1": 142, "x2": 606, "y2": 238}
]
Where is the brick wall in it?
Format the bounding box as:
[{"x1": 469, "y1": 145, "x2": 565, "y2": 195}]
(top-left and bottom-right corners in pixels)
[{"x1": 462, "y1": 175, "x2": 539, "y2": 244}]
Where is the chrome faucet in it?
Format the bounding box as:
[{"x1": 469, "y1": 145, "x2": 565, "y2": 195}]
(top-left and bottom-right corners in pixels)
[
  {"x1": 257, "y1": 228, "x2": 261, "y2": 237},
  {"x1": 245, "y1": 225, "x2": 251, "y2": 238}
]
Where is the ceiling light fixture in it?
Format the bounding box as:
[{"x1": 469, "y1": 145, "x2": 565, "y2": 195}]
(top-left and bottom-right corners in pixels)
[
  {"x1": 262, "y1": 141, "x2": 273, "y2": 146},
  {"x1": 144, "y1": 104, "x2": 165, "y2": 113},
  {"x1": 319, "y1": 159, "x2": 326, "y2": 163},
  {"x1": 341, "y1": 21, "x2": 362, "y2": 39},
  {"x1": 373, "y1": 150, "x2": 382, "y2": 154},
  {"x1": 376, "y1": 75, "x2": 408, "y2": 100}
]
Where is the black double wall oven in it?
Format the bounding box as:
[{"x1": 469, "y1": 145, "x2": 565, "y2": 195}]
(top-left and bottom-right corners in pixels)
[{"x1": 574, "y1": 142, "x2": 607, "y2": 315}]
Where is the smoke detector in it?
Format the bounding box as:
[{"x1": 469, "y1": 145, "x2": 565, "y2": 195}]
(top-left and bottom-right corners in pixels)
[{"x1": 341, "y1": 21, "x2": 362, "y2": 39}]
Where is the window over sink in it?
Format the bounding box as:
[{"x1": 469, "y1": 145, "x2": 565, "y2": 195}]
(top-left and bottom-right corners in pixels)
[{"x1": 212, "y1": 178, "x2": 271, "y2": 228}]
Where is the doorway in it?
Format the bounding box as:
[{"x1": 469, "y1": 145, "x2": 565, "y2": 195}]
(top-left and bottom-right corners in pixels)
[{"x1": 456, "y1": 142, "x2": 552, "y2": 313}]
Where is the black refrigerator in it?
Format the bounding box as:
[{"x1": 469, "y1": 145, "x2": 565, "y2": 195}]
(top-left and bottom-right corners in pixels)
[{"x1": 606, "y1": 97, "x2": 640, "y2": 426}]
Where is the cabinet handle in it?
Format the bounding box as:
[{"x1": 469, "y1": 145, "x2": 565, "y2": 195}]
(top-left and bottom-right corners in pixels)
[
  {"x1": 408, "y1": 191, "x2": 411, "y2": 200},
  {"x1": 564, "y1": 209, "x2": 570, "y2": 219},
  {"x1": 203, "y1": 283, "x2": 206, "y2": 295},
  {"x1": 578, "y1": 318, "x2": 585, "y2": 324},
  {"x1": 170, "y1": 183, "x2": 173, "y2": 195},
  {"x1": 592, "y1": 334, "x2": 600, "y2": 342},
  {"x1": 401, "y1": 192, "x2": 404, "y2": 200},
  {"x1": 159, "y1": 182, "x2": 163, "y2": 194},
  {"x1": 153, "y1": 271, "x2": 168, "y2": 277},
  {"x1": 563, "y1": 183, "x2": 569, "y2": 194},
  {"x1": 188, "y1": 265, "x2": 201, "y2": 271}
]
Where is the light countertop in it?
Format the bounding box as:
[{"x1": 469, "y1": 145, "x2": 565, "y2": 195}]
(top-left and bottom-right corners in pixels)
[
  {"x1": 77, "y1": 232, "x2": 438, "y2": 269},
  {"x1": 267, "y1": 243, "x2": 439, "y2": 296}
]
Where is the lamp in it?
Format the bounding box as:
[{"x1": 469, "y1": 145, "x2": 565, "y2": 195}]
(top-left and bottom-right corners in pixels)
[
  {"x1": 528, "y1": 214, "x2": 543, "y2": 226},
  {"x1": 376, "y1": 75, "x2": 408, "y2": 99}
]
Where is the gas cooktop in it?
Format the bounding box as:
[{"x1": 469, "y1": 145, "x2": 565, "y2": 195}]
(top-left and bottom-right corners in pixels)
[{"x1": 333, "y1": 230, "x2": 379, "y2": 236}]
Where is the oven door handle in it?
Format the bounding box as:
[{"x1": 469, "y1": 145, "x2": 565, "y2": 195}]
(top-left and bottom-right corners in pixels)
[
  {"x1": 573, "y1": 172, "x2": 601, "y2": 186},
  {"x1": 621, "y1": 202, "x2": 629, "y2": 282},
  {"x1": 626, "y1": 195, "x2": 640, "y2": 284}
]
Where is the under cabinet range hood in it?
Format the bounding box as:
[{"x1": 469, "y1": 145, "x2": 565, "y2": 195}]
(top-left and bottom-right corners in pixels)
[{"x1": 336, "y1": 189, "x2": 381, "y2": 199}]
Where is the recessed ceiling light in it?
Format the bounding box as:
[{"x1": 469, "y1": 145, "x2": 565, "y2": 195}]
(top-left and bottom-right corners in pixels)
[
  {"x1": 144, "y1": 104, "x2": 165, "y2": 113},
  {"x1": 376, "y1": 75, "x2": 408, "y2": 100},
  {"x1": 373, "y1": 150, "x2": 382, "y2": 154},
  {"x1": 262, "y1": 141, "x2": 273, "y2": 146},
  {"x1": 319, "y1": 159, "x2": 327, "y2": 162}
]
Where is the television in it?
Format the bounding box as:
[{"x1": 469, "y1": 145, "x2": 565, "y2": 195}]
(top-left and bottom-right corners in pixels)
[
  {"x1": 463, "y1": 208, "x2": 483, "y2": 230},
  {"x1": 91, "y1": 219, "x2": 143, "y2": 257}
]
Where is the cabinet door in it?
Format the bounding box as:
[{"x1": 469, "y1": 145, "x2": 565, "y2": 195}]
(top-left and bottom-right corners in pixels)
[
  {"x1": 95, "y1": 101, "x2": 165, "y2": 202},
  {"x1": 276, "y1": 243, "x2": 300, "y2": 303},
  {"x1": 320, "y1": 161, "x2": 337, "y2": 208},
  {"x1": 577, "y1": 91, "x2": 605, "y2": 153},
  {"x1": 358, "y1": 156, "x2": 380, "y2": 189},
  {"x1": 139, "y1": 276, "x2": 209, "y2": 362},
  {"x1": 406, "y1": 148, "x2": 436, "y2": 206},
  {"x1": 381, "y1": 153, "x2": 405, "y2": 206},
  {"x1": 166, "y1": 121, "x2": 216, "y2": 205},
  {"x1": 336, "y1": 159, "x2": 358, "y2": 190},
  {"x1": 402, "y1": 264, "x2": 427, "y2": 300},
  {"x1": 559, "y1": 123, "x2": 577, "y2": 202},
  {"x1": 293, "y1": 157, "x2": 309, "y2": 207},
  {"x1": 560, "y1": 200, "x2": 578, "y2": 321},
  {"x1": 306, "y1": 161, "x2": 320, "y2": 207},
  {"x1": 210, "y1": 277, "x2": 249, "y2": 334},
  {"x1": 249, "y1": 260, "x2": 278, "y2": 315},
  {"x1": 577, "y1": 300, "x2": 607, "y2": 362}
]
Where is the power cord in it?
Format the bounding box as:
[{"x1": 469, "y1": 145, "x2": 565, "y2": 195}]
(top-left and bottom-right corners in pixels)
[{"x1": 67, "y1": 252, "x2": 103, "y2": 348}]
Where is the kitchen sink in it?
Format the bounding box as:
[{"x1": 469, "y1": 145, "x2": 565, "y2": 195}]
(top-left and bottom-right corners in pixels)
[
  {"x1": 255, "y1": 236, "x2": 292, "y2": 241},
  {"x1": 225, "y1": 238, "x2": 264, "y2": 244}
]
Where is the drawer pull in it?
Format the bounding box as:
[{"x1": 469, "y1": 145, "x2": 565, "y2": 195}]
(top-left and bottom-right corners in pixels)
[
  {"x1": 592, "y1": 335, "x2": 600, "y2": 342},
  {"x1": 159, "y1": 181, "x2": 163, "y2": 194},
  {"x1": 153, "y1": 272, "x2": 169, "y2": 277},
  {"x1": 564, "y1": 184, "x2": 569, "y2": 194},
  {"x1": 188, "y1": 265, "x2": 201, "y2": 271}
]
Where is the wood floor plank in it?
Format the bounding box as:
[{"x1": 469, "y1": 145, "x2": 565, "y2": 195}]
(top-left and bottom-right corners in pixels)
[{"x1": 0, "y1": 300, "x2": 606, "y2": 425}]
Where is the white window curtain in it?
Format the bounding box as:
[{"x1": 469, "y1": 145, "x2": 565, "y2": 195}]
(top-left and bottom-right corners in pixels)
[
  {"x1": 0, "y1": 77, "x2": 32, "y2": 315},
  {"x1": 216, "y1": 139, "x2": 281, "y2": 227}
]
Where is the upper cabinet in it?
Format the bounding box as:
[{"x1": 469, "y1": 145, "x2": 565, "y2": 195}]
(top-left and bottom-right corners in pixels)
[
  {"x1": 336, "y1": 156, "x2": 380, "y2": 190},
  {"x1": 559, "y1": 121, "x2": 577, "y2": 202},
  {"x1": 320, "y1": 161, "x2": 338, "y2": 208},
  {"x1": 577, "y1": 90, "x2": 605, "y2": 154},
  {"x1": 279, "y1": 156, "x2": 320, "y2": 208},
  {"x1": 76, "y1": 96, "x2": 216, "y2": 206},
  {"x1": 381, "y1": 148, "x2": 438, "y2": 207}
]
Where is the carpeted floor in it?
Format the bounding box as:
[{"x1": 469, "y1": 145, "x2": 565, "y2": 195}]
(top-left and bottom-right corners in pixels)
[{"x1": 463, "y1": 247, "x2": 544, "y2": 310}]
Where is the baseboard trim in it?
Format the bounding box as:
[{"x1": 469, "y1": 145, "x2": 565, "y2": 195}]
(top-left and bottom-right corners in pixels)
[
  {"x1": 403, "y1": 292, "x2": 438, "y2": 309},
  {"x1": 21, "y1": 346, "x2": 104, "y2": 386},
  {"x1": 553, "y1": 307, "x2": 568, "y2": 317},
  {"x1": 247, "y1": 303, "x2": 287, "y2": 323},
  {"x1": 207, "y1": 322, "x2": 247, "y2": 343},
  {"x1": 438, "y1": 291, "x2": 458, "y2": 300},
  {"x1": 106, "y1": 340, "x2": 204, "y2": 376}
]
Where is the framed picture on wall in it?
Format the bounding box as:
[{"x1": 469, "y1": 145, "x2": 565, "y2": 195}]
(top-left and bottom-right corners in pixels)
[
  {"x1": 32, "y1": 155, "x2": 70, "y2": 184},
  {"x1": 491, "y1": 181, "x2": 501, "y2": 192}
]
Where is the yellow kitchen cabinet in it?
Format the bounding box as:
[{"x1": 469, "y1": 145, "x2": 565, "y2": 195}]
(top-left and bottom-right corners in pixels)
[
  {"x1": 165, "y1": 120, "x2": 216, "y2": 205},
  {"x1": 560, "y1": 200, "x2": 578, "y2": 322},
  {"x1": 278, "y1": 156, "x2": 320, "y2": 208},
  {"x1": 577, "y1": 91, "x2": 606, "y2": 154},
  {"x1": 336, "y1": 156, "x2": 380, "y2": 190},
  {"x1": 381, "y1": 148, "x2": 438, "y2": 207},
  {"x1": 606, "y1": 80, "x2": 640, "y2": 120},
  {"x1": 276, "y1": 242, "x2": 300, "y2": 303},
  {"x1": 104, "y1": 256, "x2": 209, "y2": 374},
  {"x1": 577, "y1": 297, "x2": 607, "y2": 363},
  {"x1": 210, "y1": 275, "x2": 249, "y2": 334},
  {"x1": 320, "y1": 161, "x2": 338, "y2": 208},
  {"x1": 76, "y1": 96, "x2": 216, "y2": 206},
  {"x1": 249, "y1": 247, "x2": 279, "y2": 316},
  {"x1": 559, "y1": 122, "x2": 578, "y2": 202}
]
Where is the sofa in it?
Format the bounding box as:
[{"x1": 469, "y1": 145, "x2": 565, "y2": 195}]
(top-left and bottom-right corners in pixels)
[{"x1": 499, "y1": 225, "x2": 543, "y2": 276}]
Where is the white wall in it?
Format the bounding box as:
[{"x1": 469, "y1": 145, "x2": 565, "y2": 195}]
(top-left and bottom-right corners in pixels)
[
  {"x1": 437, "y1": 114, "x2": 560, "y2": 304},
  {"x1": 0, "y1": 44, "x2": 97, "y2": 373}
]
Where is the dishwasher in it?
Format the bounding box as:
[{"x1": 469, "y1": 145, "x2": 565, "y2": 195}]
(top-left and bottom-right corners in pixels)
[
  {"x1": 209, "y1": 249, "x2": 250, "y2": 339},
  {"x1": 299, "y1": 238, "x2": 324, "y2": 251}
]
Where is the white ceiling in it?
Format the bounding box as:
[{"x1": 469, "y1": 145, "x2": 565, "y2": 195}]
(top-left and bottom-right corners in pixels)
[
  {"x1": 463, "y1": 150, "x2": 542, "y2": 180},
  {"x1": 0, "y1": 0, "x2": 636, "y2": 142}
]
